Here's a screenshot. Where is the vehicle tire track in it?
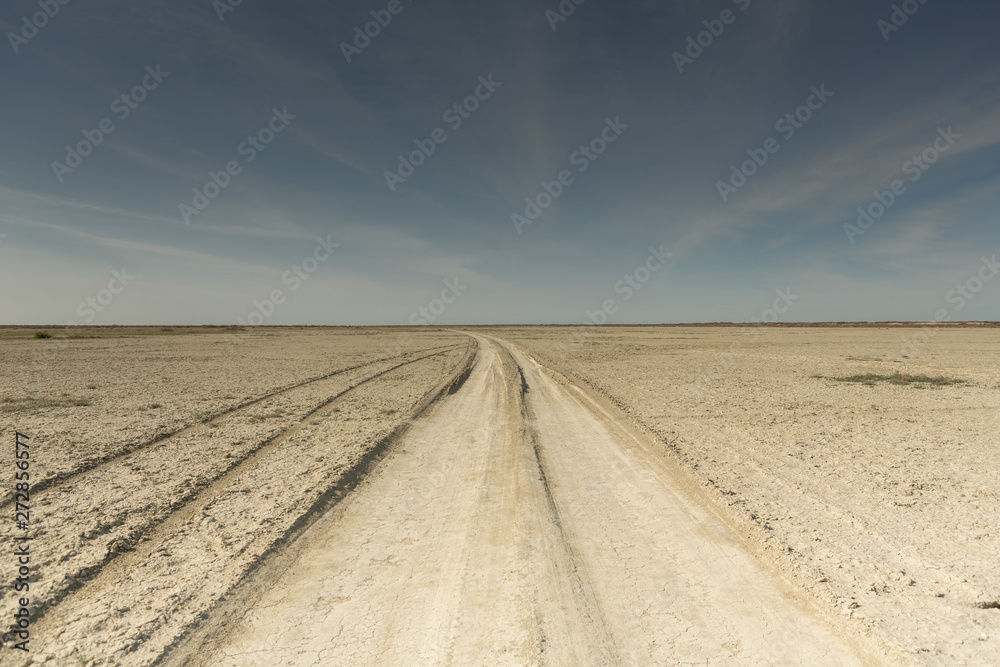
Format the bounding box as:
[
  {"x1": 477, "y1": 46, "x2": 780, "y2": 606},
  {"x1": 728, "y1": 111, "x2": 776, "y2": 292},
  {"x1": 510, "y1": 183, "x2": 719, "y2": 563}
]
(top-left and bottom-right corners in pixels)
[
  {"x1": 152, "y1": 339, "x2": 479, "y2": 667},
  {"x1": 0, "y1": 344, "x2": 456, "y2": 509},
  {"x1": 1, "y1": 345, "x2": 469, "y2": 638},
  {"x1": 194, "y1": 336, "x2": 617, "y2": 665},
  {"x1": 192, "y1": 334, "x2": 874, "y2": 665},
  {"x1": 498, "y1": 341, "x2": 622, "y2": 665},
  {"x1": 504, "y1": 337, "x2": 876, "y2": 665}
]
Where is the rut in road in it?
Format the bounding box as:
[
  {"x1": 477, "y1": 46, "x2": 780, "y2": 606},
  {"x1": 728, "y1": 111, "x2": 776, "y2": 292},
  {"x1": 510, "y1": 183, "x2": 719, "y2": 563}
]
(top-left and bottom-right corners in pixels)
[
  {"x1": 200, "y1": 336, "x2": 871, "y2": 666},
  {"x1": 0, "y1": 346, "x2": 465, "y2": 637},
  {"x1": 0, "y1": 344, "x2": 456, "y2": 508}
]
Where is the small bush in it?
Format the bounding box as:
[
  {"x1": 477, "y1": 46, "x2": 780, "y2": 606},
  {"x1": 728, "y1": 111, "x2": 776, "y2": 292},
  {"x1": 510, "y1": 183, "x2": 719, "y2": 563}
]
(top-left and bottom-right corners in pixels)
[{"x1": 33, "y1": 332, "x2": 52, "y2": 339}]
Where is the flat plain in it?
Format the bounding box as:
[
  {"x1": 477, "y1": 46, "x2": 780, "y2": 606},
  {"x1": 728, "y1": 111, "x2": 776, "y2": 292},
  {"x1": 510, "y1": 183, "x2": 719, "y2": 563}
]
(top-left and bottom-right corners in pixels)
[{"x1": 0, "y1": 325, "x2": 997, "y2": 665}]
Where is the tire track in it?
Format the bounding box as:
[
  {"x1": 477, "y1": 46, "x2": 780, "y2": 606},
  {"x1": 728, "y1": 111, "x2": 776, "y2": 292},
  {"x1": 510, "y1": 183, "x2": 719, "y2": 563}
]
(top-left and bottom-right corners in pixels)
[
  {"x1": 6, "y1": 340, "x2": 477, "y2": 666},
  {"x1": 493, "y1": 339, "x2": 621, "y2": 664},
  {"x1": 0, "y1": 344, "x2": 455, "y2": 509},
  {"x1": 193, "y1": 334, "x2": 872, "y2": 665},
  {"x1": 0, "y1": 345, "x2": 469, "y2": 640},
  {"x1": 505, "y1": 338, "x2": 873, "y2": 665},
  {"x1": 153, "y1": 339, "x2": 478, "y2": 666},
  {"x1": 195, "y1": 336, "x2": 615, "y2": 666}
]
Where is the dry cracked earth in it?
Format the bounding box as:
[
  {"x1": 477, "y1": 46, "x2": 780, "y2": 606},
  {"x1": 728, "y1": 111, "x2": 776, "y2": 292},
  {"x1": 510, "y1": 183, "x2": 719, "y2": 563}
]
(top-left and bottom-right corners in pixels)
[{"x1": 1, "y1": 325, "x2": 998, "y2": 665}]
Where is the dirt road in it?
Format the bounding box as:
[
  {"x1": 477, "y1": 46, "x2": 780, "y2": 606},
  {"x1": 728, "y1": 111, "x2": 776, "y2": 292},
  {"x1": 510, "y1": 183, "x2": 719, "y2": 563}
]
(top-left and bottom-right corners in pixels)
[{"x1": 194, "y1": 335, "x2": 875, "y2": 666}]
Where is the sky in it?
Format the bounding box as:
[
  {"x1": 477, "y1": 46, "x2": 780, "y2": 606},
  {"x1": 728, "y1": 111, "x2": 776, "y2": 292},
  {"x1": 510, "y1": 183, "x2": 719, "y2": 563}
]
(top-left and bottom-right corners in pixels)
[{"x1": 1, "y1": 0, "x2": 999, "y2": 325}]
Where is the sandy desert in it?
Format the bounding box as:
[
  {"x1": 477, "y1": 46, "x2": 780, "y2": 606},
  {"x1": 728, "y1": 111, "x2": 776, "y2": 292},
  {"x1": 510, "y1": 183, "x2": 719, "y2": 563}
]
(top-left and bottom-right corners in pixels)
[{"x1": 1, "y1": 325, "x2": 998, "y2": 665}]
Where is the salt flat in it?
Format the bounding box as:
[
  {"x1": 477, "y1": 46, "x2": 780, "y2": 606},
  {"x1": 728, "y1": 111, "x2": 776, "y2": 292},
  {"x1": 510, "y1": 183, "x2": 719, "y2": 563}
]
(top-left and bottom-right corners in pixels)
[{"x1": 1, "y1": 325, "x2": 996, "y2": 665}]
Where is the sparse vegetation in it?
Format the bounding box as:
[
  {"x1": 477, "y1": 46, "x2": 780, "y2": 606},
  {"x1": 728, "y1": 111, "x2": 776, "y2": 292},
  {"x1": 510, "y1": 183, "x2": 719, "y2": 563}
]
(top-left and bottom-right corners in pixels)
[
  {"x1": 1, "y1": 396, "x2": 92, "y2": 412},
  {"x1": 814, "y1": 373, "x2": 967, "y2": 387},
  {"x1": 34, "y1": 331, "x2": 52, "y2": 339},
  {"x1": 249, "y1": 408, "x2": 286, "y2": 422}
]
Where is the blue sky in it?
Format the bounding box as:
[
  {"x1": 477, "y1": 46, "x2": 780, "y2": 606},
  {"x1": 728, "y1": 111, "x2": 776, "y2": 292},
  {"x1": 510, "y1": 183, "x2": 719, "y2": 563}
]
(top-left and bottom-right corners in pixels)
[{"x1": 2, "y1": 0, "x2": 998, "y2": 325}]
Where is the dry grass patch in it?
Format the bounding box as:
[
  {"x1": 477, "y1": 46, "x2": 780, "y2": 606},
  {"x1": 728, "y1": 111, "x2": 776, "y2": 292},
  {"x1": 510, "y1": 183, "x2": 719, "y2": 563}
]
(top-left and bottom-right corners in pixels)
[
  {"x1": 814, "y1": 373, "x2": 967, "y2": 387},
  {"x1": 249, "y1": 408, "x2": 286, "y2": 422},
  {"x1": 0, "y1": 395, "x2": 92, "y2": 412}
]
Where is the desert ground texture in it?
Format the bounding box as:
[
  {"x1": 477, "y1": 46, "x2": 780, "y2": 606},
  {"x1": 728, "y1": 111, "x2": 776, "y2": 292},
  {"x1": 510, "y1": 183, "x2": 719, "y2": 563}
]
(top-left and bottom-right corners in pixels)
[{"x1": 0, "y1": 325, "x2": 997, "y2": 665}]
